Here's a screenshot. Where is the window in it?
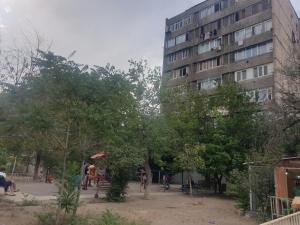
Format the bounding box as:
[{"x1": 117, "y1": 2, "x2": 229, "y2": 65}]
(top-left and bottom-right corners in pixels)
[
  {"x1": 200, "y1": 5, "x2": 215, "y2": 19},
  {"x1": 264, "y1": 20, "x2": 272, "y2": 32},
  {"x1": 245, "y1": 48, "x2": 252, "y2": 58},
  {"x1": 198, "y1": 38, "x2": 221, "y2": 54},
  {"x1": 223, "y1": 14, "x2": 235, "y2": 27},
  {"x1": 168, "y1": 53, "x2": 177, "y2": 63},
  {"x1": 179, "y1": 67, "x2": 187, "y2": 77},
  {"x1": 198, "y1": 78, "x2": 222, "y2": 90},
  {"x1": 171, "y1": 67, "x2": 189, "y2": 79},
  {"x1": 234, "y1": 20, "x2": 272, "y2": 43},
  {"x1": 245, "y1": 27, "x2": 253, "y2": 38},
  {"x1": 176, "y1": 34, "x2": 186, "y2": 45},
  {"x1": 199, "y1": 42, "x2": 210, "y2": 54},
  {"x1": 252, "y1": 4, "x2": 259, "y2": 14},
  {"x1": 253, "y1": 63, "x2": 273, "y2": 78},
  {"x1": 253, "y1": 23, "x2": 263, "y2": 35},
  {"x1": 235, "y1": 29, "x2": 245, "y2": 42},
  {"x1": 220, "y1": 0, "x2": 229, "y2": 10},
  {"x1": 182, "y1": 49, "x2": 189, "y2": 59},
  {"x1": 246, "y1": 88, "x2": 273, "y2": 103},
  {"x1": 257, "y1": 88, "x2": 269, "y2": 102},
  {"x1": 235, "y1": 70, "x2": 247, "y2": 81},
  {"x1": 234, "y1": 42, "x2": 273, "y2": 62},
  {"x1": 170, "y1": 16, "x2": 192, "y2": 32},
  {"x1": 166, "y1": 38, "x2": 175, "y2": 48},
  {"x1": 236, "y1": 63, "x2": 273, "y2": 82},
  {"x1": 196, "y1": 57, "x2": 221, "y2": 72}
]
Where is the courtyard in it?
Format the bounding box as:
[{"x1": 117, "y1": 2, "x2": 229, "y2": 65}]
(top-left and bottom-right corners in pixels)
[{"x1": 0, "y1": 182, "x2": 257, "y2": 225}]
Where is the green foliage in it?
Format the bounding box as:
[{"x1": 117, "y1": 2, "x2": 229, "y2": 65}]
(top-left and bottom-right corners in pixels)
[
  {"x1": 166, "y1": 83, "x2": 260, "y2": 193},
  {"x1": 227, "y1": 169, "x2": 250, "y2": 212},
  {"x1": 284, "y1": 125, "x2": 300, "y2": 156},
  {"x1": 176, "y1": 144, "x2": 204, "y2": 171},
  {"x1": 37, "y1": 211, "x2": 147, "y2": 225},
  {"x1": 37, "y1": 212, "x2": 88, "y2": 225},
  {"x1": 228, "y1": 166, "x2": 274, "y2": 222},
  {"x1": 95, "y1": 211, "x2": 148, "y2": 225},
  {"x1": 57, "y1": 162, "x2": 81, "y2": 214},
  {"x1": 106, "y1": 169, "x2": 130, "y2": 202},
  {"x1": 249, "y1": 166, "x2": 274, "y2": 222},
  {"x1": 0, "y1": 148, "x2": 7, "y2": 165}
]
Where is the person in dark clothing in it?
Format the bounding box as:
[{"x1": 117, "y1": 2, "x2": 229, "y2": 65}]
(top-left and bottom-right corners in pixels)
[
  {"x1": 0, "y1": 167, "x2": 16, "y2": 196},
  {"x1": 82, "y1": 163, "x2": 89, "y2": 190}
]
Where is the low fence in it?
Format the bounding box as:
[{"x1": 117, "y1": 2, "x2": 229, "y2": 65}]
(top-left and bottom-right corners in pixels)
[
  {"x1": 260, "y1": 211, "x2": 300, "y2": 225},
  {"x1": 270, "y1": 196, "x2": 298, "y2": 219},
  {"x1": 7, "y1": 173, "x2": 33, "y2": 182}
]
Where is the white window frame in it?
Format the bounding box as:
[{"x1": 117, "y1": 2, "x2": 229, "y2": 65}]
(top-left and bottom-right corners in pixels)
[
  {"x1": 197, "y1": 77, "x2": 222, "y2": 90},
  {"x1": 234, "y1": 42, "x2": 273, "y2": 62},
  {"x1": 234, "y1": 20, "x2": 273, "y2": 43},
  {"x1": 166, "y1": 38, "x2": 175, "y2": 48},
  {"x1": 176, "y1": 34, "x2": 187, "y2": 45}
]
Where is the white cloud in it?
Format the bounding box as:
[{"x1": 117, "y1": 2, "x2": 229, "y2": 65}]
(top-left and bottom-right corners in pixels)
[{"x1": 4, "y1": 6, "x2": 11, "y2": 13}]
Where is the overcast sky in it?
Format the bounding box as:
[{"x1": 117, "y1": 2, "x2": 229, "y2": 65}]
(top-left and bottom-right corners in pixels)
[{"x1": 0, "y1": 0, "x2": 300, "y2": 70}]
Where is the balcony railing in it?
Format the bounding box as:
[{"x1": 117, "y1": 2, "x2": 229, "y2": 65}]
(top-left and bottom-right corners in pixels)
[{"x1": 260, "y1": 212, "x2": 300, "y2": 225}]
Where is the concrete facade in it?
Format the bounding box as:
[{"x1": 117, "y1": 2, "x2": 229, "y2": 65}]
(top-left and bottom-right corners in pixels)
[{"x1": 163, "y1": 0, "x2": 300, "y2": 103}]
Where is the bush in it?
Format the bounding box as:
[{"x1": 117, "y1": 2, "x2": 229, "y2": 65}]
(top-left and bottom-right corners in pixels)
[
  {"x1": 37, "y1": 213, "x2": 89, "y2": 225},
  {"x1": 227, "y1": 169, "x2": 250, "y2": 212},
  {"x1": 106, "y1": 169, "x2": 129, "y2": 202},
  {"x1": 36, "y1": 211, "x2": 147, "y2": 225},
  {"x1": 227, "y1": 167, "x2": 275, "y2": 222},
  {"x1": 95, "y1": 211, "x2": 147, "y2": 225},
  {"x1": 57, "y1": 162, "x2": 81, "y2": 214}
]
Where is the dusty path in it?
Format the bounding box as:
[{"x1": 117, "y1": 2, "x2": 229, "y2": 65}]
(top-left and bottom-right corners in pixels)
[
  {"x1": 0, "y1": 182, "x2": 257, "y2": 225},
  {"x1": 80, "y1": 194, "x2": 257, "y2": 225}
]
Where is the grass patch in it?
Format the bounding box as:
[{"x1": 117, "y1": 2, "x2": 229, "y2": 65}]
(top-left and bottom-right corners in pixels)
[{"x1": 37, "y1": 210, "x2": 148, "y2": 225}]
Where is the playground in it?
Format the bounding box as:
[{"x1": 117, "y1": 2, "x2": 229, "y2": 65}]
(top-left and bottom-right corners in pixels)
[{"x1": 0, "y1": 181, "x2": 257, "y2": 225}]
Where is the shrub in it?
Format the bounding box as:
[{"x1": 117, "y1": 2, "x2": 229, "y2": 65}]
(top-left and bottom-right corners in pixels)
[
  {"x1": 36, "y1": 211, "x2": 147, "y2": 225},
  {"x1": 95, "y1": 211, "x2": 147, "y2": 225},
  {"x1": 106, "y1": 169, "x2": 129, "y2": 202},
  {"x1": 227, "y1": 169, "x2": 250, "y2": 212},
  {"x1": 37, "y1": 212, "x2": 90, "y2": 225},
  {"x1": 56, "y1": 162, "x2": 81, "y2": 214}
]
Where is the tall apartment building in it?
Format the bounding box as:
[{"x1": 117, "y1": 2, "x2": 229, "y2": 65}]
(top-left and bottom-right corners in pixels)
[{"x1": 163, "y1": 0, "x2": 300, "y2": 103}]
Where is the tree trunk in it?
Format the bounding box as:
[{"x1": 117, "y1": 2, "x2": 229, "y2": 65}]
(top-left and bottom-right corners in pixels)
[
  {"x1": 213, "y1": 174, "x2": 218, "y2": 194},
  {"x1": 189, "y1": 175, "x2": 193, "y2": 196},
  {"x1": 72, "y1": 160, "x2": 85, "y2": 217},
  {"x1": 205, "y1": 174, "x2": 211, "y2": 189},
  {"x1": 144, "y1": 153, "x2": 152, "y2": 199},
  {"x1": 55, "y1": 123, "x2": 70, "y2": 225},
  {"x1": 33, "y1": 152, "x2": 41, "y2": 181},
  {"x1": 218, "y1": 175, "x2": 223, "y2": 194},
  {"x1": 25, "y1": 157, "x2": 31, "y2": 174}
]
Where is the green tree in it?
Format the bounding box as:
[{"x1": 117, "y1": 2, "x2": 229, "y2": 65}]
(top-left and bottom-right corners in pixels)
[
  {"x1": 167, "y1": 83, "x2": 260, "y2": 194},
  {"x1": 126, "y1": 60, "x2": 172, "y2": 199},
  {"x1": 176, "y1": 144, "x2": 204, "y2": 195}
]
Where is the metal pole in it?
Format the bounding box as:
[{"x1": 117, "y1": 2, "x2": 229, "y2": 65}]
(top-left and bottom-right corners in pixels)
[
  {"x1": 249, "y1": 165, "x2": 254, "y2": 211},
  {"x1": 158, "y1": 171, "x2": 161, "y2": 184},
  {"x1": 11, "y1": 156, "x2": 17, "y2": 179}
]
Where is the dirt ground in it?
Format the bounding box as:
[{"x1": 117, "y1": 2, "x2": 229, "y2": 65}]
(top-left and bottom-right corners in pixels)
[{"x1": 0, "y1": 193, "x2": 257, "y2": 225}]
